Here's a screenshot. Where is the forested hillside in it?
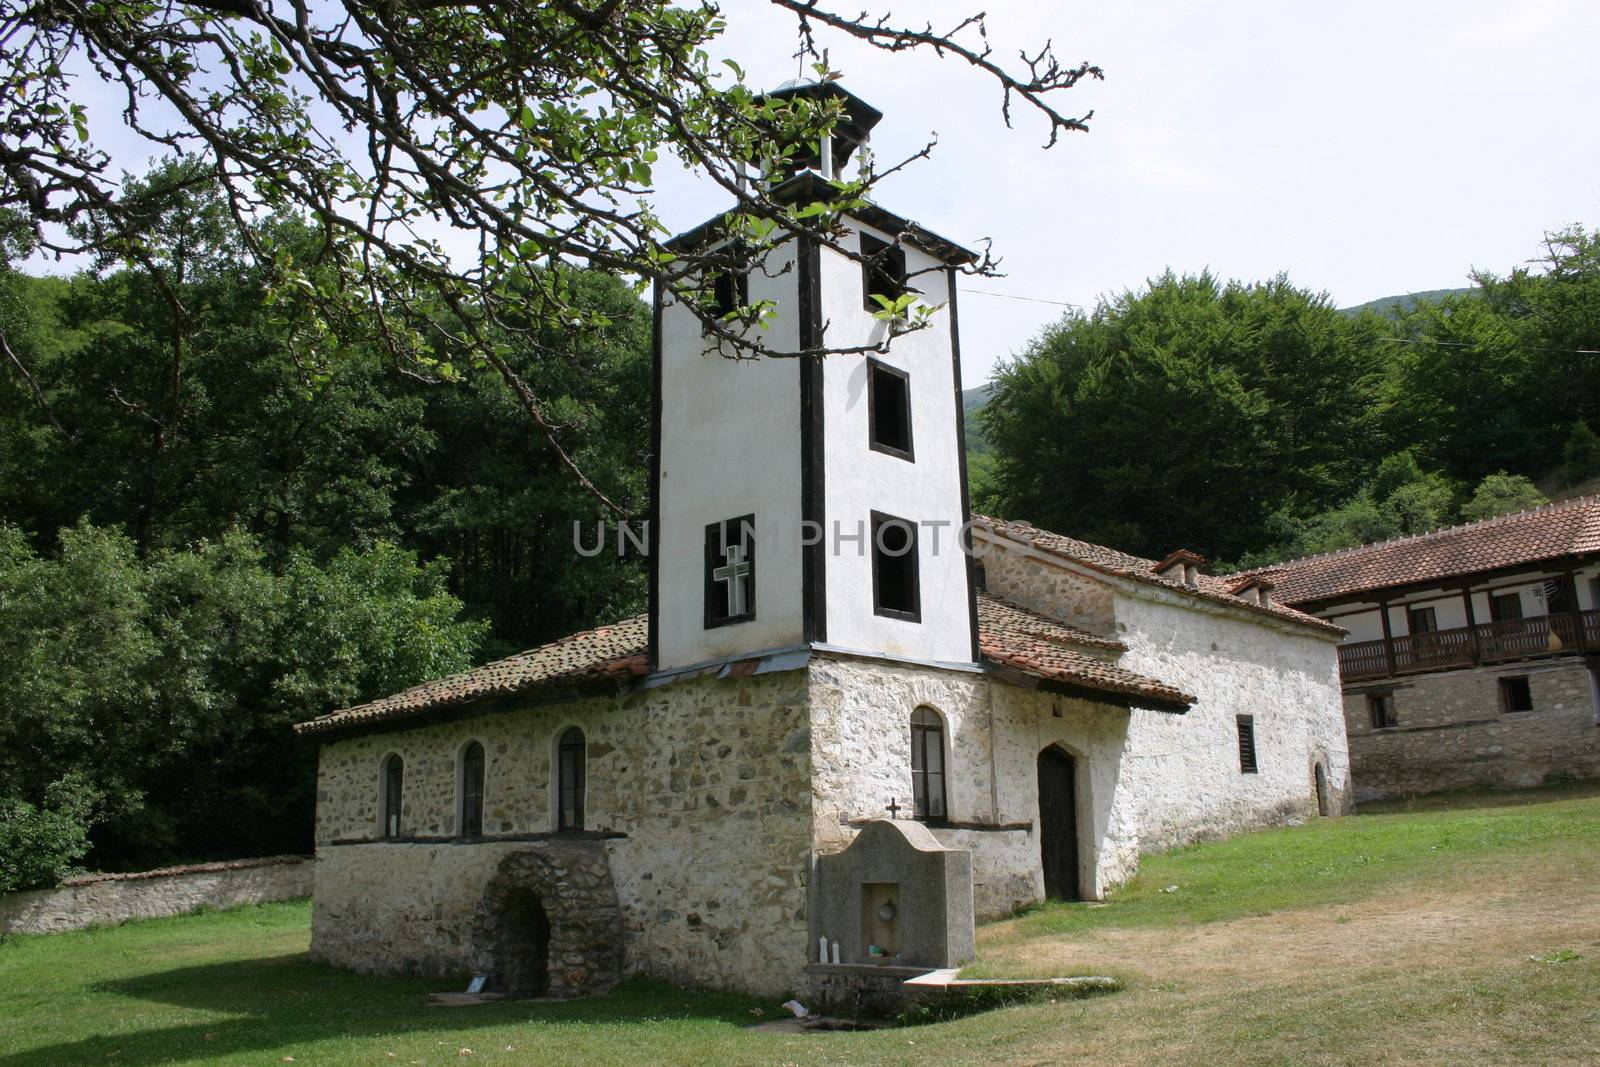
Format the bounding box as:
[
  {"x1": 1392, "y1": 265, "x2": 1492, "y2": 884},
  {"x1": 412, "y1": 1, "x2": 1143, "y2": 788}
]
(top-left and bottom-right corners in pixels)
[{"x1": 976, "y1": 226, "x2": 1600, "y2": 570}]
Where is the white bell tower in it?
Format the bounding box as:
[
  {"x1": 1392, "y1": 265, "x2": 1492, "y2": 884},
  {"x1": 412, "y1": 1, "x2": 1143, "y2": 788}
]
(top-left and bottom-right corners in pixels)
[{"x1": 648, "y1": 82, "x2": 979, "y2": 673}]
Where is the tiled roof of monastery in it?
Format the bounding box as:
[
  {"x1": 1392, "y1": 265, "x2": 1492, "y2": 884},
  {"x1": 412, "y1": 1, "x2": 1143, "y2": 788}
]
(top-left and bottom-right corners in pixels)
[
  {"x1": 974, "y1": 516, "x2": 1342, "y2": 635},
  {"x1": 296, "y1": 591, "x2": 1195, "y2": 736},
  {"x1": 976, "y1": 595, "x2": 1194, "y2": 710},
  {"x1": 1230, "y1": 495, "x2": 1600, "y2": 607},
  {"x1": 294, "y1": 616, "x2": 650, "y2": 737}
]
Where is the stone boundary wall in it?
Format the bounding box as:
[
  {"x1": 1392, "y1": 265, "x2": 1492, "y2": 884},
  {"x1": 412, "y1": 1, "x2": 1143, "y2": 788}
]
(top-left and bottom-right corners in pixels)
[{"x1": 0, "y1": 856, "x2": 312, "y2": 935}]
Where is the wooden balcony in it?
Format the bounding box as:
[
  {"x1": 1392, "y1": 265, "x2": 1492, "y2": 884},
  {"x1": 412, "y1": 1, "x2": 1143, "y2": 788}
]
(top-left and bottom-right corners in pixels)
[{"x1": 1338, "y1": 609, "x2": 1600, "y2": 682}]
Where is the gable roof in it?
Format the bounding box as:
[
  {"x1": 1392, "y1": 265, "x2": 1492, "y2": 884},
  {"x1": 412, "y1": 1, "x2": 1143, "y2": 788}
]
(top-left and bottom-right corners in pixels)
[
  {"x1": 976, "y1": 595, "x2": 1194, "y2": 711},
  {"x1": 974, "y1": 516, "x2": 1342, "y2": 635},
  {"x1": 1233, "y1": 495, "x2": 1600, "y2": 607},
  {"x1": 295, "y1": 592, "x2": 1194, "y2": 738},
  {"x1": 294, "y1": 617, "x2": 650, "y2": 737}
]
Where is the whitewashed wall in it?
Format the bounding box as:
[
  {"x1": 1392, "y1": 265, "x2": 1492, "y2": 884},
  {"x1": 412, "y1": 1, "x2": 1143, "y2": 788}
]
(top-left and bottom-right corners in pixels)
[
  {"x1": 655, "y1": 240, "x2": 806, "y2": 669},
  {"x1": 816, "y1": 220, "x2": 974, "y2": 664}
]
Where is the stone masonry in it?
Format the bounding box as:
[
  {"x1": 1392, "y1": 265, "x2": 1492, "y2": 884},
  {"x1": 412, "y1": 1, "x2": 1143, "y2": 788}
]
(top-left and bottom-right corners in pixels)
[
  {"x1": 311, "y1": 670, "x2": 814, "y2": 996},
  {"x1": 1342, "y1": 657, "x2": 1600, "y2": 799}
]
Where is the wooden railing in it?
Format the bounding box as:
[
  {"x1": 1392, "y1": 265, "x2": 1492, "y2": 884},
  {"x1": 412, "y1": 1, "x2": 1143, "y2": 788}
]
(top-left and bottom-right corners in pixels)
[{"x1": 1338, "y1": 609, "x2": 1600, "y2": 681}]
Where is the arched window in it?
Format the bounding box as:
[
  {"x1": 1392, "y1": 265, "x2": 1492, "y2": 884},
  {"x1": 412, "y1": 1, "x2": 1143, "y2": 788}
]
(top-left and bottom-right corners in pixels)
[
  {"x1": 557, "y1": 727, "x2": 586, "y2": 832},
  {"x1": 381, "y1": 754, "x2": 404, "y2": 839},
  {"x1": 459, "y1": 740, "x2": 485, "y2": 837},
  {"x1": 910, "y1": 707, "x2": 947, "y2": 822}
]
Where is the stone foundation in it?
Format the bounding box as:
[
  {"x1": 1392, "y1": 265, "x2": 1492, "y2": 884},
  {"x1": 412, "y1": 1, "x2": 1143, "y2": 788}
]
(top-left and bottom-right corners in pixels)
[{"x1": 1343, "y1": 658, "x2": 1600, "y2": 799}]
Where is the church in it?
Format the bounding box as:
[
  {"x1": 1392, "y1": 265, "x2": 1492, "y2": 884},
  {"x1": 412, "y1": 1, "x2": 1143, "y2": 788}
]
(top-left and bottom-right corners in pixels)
[{"x1": 295, "y1": 83, "x2": 1351, "y2": 1000}]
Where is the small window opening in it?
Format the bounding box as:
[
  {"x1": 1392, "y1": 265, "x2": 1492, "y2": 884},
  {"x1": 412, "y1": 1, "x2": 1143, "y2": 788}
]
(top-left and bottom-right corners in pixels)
[
  {"x1": 871, "y1": 511, "x2": 920, "y2": 621},
  {"x1": 1489, "y1": 592, "x2": 1522, "y2": 623},
  {"x1": 867, "y1": 358, "x2": 913, "y2": 459},
  {"x1": 1499, "y1": 676, "x2": 1534, "y2": 713},
  {"x1": 1367, "y1": 692, "x2": 1398, "y2": 730},
  {"x1": 1236, "y1": 715, "x2": 1259, "y2": 774},
  {"x1": 460, "y1": 741, "x2": 485, "y2": 837},
  {"x1": 708, "y1": 267, "x2": 748, "y2": 321},
  {"x1": 557, "y1": 726, "x2": 586, "y2": 832},
  {"x1": 909, "y1": 707, "x2": 947, "y2": 822},
  {"x1": 704, "y1": 514, "x2": 756, "y2": 627},
  {"x1": 860, "y1": 232, "x2": 907, "y2": 313},
  {"x1": 382, "y1": 754, "x2": 404, "y2": 839},
  {"x1": 1407, "y1": 606, "x2": 1438, "y2": 634}
]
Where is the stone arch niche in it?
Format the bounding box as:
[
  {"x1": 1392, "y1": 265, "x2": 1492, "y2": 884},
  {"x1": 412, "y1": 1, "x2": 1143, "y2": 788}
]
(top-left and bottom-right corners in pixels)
[{"x1": 477, "y1": 842, "x2": 624, "y2": 998}]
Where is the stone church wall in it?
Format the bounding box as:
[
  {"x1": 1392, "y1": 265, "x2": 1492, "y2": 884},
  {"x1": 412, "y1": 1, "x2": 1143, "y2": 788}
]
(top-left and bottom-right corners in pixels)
[
  {"x1": 311, "y1": 670, "x2": 815, "y2": 996},
  {"x1": 1341, "y1": 658, "x2": 1600, "y2": 800}
]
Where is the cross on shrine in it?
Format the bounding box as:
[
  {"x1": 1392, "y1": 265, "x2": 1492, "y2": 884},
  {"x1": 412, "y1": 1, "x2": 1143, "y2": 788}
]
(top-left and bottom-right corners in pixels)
[
  {"x1": 885, "y1": 797, "x2": 902, "y2": 819},
  {"x1": 713, "y1": 541, "x2": 751, "y2": 617}
]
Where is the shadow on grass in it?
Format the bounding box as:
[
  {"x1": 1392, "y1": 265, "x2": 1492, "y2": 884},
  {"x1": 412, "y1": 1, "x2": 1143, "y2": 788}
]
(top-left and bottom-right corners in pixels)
[{"x1": 2, "y1": 952, "x2": 765, "y2": 1067}]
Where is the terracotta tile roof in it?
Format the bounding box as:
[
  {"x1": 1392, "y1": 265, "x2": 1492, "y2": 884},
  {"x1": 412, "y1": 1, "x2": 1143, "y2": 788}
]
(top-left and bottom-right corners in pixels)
[
  {"x1": 974, "y1": 516, "x2": 1342, "y2": 635},
  {"x1": 1233, "y1": 495, "x2": 1600, "y2": 607},
  {"x1": 977, "y1": 594, "x2": 1195, "y2": 711},
  {"x1": 296, "y1": 591, "x2": 1196, "y2": 738},
  {"x1": 294, "y1": 616, "x2": 650, "y2": 737}
]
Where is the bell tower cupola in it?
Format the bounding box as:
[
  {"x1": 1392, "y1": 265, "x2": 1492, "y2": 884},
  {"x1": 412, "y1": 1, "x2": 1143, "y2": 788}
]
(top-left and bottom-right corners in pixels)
[{"x1": 648, "y1": 85, "x2": 979, "y2": 674}]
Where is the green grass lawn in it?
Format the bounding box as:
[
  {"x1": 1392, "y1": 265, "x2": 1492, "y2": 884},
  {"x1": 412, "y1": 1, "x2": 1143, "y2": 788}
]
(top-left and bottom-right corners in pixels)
[
  {"x1": 972, "y1": 779, "x2": 1600, "y2": 955},
  {"x1": 3, "y1": 784, "x2": 1599, "y2": 1066}
]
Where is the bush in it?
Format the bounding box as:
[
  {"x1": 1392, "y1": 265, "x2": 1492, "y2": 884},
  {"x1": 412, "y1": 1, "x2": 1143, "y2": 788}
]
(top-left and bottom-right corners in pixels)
[
  {"x1": 0, "y1": 775, "x2": 98, "y2": 892},
  {"x1": 1461, "y1": 472, "x2": 1548, "y2": 522}
]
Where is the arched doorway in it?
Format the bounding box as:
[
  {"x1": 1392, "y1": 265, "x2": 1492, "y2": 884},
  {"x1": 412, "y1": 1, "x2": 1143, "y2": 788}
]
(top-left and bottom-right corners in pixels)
[
  {"x1": 477, "y1": 843, "x2": 624, "y2": 999},
  {"x1": 494, "y1": 887, "x2": 552, "y2": 997},
  {"x1": 1037, "y1": 746, "x2": 1081, "y2": 900},
  {"x1": 1314, "y1": 761, "x2": 1332, "y2": 817}
]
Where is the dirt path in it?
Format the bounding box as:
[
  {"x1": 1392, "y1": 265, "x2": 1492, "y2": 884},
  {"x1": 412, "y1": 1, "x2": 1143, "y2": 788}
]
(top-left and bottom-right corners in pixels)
[{"x1": 981, "y1": 865, "x2": 1600, "y2": 987}]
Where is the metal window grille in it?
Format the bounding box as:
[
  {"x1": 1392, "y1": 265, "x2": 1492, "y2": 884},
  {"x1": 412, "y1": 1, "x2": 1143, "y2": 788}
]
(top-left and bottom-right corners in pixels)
[
  {"x1": 383, "y1": 755, "x2": 404, "y2": 839},
  {"x1": 910, "y1": 707, "x2": 947, "y2": 821},
  {"x1": 460, "y1": 741, "x2": 485, "y2": 837},
  {"x1": 558, "y1": 727, "x2": 586, "y2": 832}
]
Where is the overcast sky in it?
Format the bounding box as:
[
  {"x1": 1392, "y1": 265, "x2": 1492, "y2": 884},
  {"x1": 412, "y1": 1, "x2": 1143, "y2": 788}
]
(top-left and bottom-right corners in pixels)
[
  {"x1": 55, "y1": 1, "x2": 1600, "y2": 388},
  {"x1": 656, "y1": 0, "x2": 1600, "y2": 385}
]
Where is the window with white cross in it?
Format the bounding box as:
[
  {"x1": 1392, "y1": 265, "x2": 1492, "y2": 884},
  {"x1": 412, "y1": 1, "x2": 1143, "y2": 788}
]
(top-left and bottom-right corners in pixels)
[{"x1": 704, "y1": 514, "x2": 756, "y2": 628}]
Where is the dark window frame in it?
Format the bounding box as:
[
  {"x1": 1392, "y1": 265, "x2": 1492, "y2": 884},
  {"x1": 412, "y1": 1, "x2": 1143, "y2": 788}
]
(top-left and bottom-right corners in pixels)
[
  {"x1": 1367, "y1": 692, "x2": 1398, "y2": 730},
  {"x1": 860, "y1": 231, "x2": 908, "y2": 313},
  {"x1": 1236, "y1": 715, "x2": 1259, "y2": 774},
  {"x1": 1489, "y1": 591, "x2": 1522, "y2": 623},
  {"x1": 703, "y1": 514, "x2": 756, "y2": 629},
  {"x1": 459, "y1": 740, "x2": 486, "y2": 838},
  {"x1": 703, "y1": 244, "x2": 751, "y2": 331},
  {"x1": 382, "y1": 753, "x2": 404, "y2": 839},
  {"x1": 1407, "y1": 605, "x2": 1438, "y2": 634},
  {"x1": 867, "y1": 357, "x2": 914, "y2": 461},
  {"x1": 1499, "y1": 676, "x2": 1534, "y2": 713},
  {"x1": 909, "y1": 706, "x2": 948, "y2": 824},
  {"x1": 557, "y1": 726, "x2": 587, "y2": 832},
  {"x1": 870, "y1": 510, "x2": 921, "y2": 622}
]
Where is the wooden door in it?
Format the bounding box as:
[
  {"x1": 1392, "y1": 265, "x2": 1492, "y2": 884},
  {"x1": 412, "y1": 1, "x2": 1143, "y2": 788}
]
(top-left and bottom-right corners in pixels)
[{"x1": 1037, "y1": 747, "x2": 1080, "y2": 900}]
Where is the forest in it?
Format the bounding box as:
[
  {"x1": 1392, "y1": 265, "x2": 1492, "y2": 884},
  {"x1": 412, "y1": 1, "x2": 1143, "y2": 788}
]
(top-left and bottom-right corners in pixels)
[
  {"x1": 976, "y1": 226, "x2": 1600, "y2": 570},
  {"x1": 3, "y1": 160, "x2": 1596, "y2": 886}
]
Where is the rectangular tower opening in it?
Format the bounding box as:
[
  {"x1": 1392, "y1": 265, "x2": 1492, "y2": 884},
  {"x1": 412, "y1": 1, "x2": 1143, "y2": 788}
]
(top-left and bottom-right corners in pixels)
[
  {"x1": 868, "y1": 358, "x2": 913, "y2": 459},
  {"x1": 871, "y1": 511, "x2": 920, "y2": 621},
  {"x1": 860, "y1": 232, "x2": 907, "y2": 312}
]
